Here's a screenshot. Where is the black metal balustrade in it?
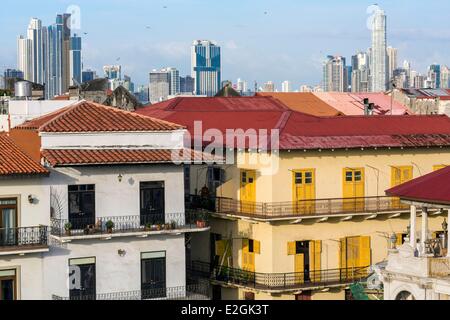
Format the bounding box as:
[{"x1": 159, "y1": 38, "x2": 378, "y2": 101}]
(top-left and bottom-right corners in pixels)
[
  {"x1": 52, "y1": 283, "x2": 211, "y2": 300},
  {"x1": 50, "y1": 211, "x2": 210, "y2": 237},
  {"x1": 188, "y1": 261, "x2": 369, "y2": 291},
  {"x1": 0, "y1": 226, "x2": 48, "y2": 250},
  {"x1": 187, "y1": 194, "x2": 410, "y2": 219}
]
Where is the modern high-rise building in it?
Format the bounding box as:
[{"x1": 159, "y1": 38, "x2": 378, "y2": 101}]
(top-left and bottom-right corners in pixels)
[
  {"x1": 17, "y1": 35, "x2": 32, "y2": 82},
  {"x1": 370, "y1": 8, "x2": 388, "y2": 92},
  {"x1": 263, "y1": 81, "x2": 275, "y2": 92},
  {"x1": 4, "y1": 69, "x2": 24, "y2": 80},
  {"x1": 103, "y1": 65, "x2": 122, "y2": 80},
  {"x1": 387, "y1": 46, "x2": 398, "y2": 80},
  {"x1": 26, "y1": 18, "x2": 44, "y2": 84},
  {"x1": 82, "y1": 69, "x2": 96, "y2": 83},
  {"x1": 149, "y1": 69, "x2": 171, "y2": 104},
  {"x1": 428, "y1": 64, "x2": 441, "y2": 89},
  {"x1": 167, "y1": 67, "x2": 180, "y2": 96},
  {"x1": 323, "y1": 55, "x2": 347, "y2": 92},
  {"x1": 281, "y1": 81, "x2": 292, "y2": 93},
  {"x1": 441, "y1": 66, "x2": 450, "y2": 89},
  {"x1": 236, "y1": 78, "x2": 248, "y2": 94},
  {"x1": 392, "y1": 68, "x2": 409, "y2": 89},
  {"x1": 180, "y1": 76, "x2": 195, "y2": 94},
  {"x1": 191, "y1": 40, "x2": 221, "y2": 96},
  {"x1": 351, "y1": 51, "x2": 370, "y2": 92},
  {"x1": 69, "y1": 34, "x2": 82, "y2": 86}
]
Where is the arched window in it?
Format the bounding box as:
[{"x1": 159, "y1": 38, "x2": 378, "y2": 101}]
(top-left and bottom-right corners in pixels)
[{"x1": 396, "y1": 291, "x2": 415, "y2": 300}]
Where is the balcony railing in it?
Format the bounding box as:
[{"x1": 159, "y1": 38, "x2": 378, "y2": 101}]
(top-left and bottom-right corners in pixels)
[
  {"x1": 0, "y1": 226, "x2": 48, "y2": 250},
  {"x1": 187, "y1": 195, "x2": 409, "y2": 219},
  {"x1": 51, "y1": 284, "x2": 211, "y2": 301},
  {"x1": 50, "y1": 211, "x2": 209, "y2": 237},
  {"x1": 188, "y1": 261, "x2": 369, "y2": 291}
]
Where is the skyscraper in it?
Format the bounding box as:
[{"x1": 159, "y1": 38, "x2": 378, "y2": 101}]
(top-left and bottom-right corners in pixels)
[
  {"x1": 180, "y1": 76, "x2": 195, "y2": 94},
  {"x1": 281, "y1": 81, "x2": 292, "y2": 92},
  {"x1": 149, "y1": 69, "x2": 171, "y2": 104},
  {"x1": 17, "y1": 35, "x2": 32, "y2": 82},
  {"x1": 428, "y1": 64, "x2": 441, "y2": 89},
  {"x1": 103, "y1": 65, "x2": 122, "y2": 80},
  {"x1": 387, "y1": 46, "x2": 398, "y2": 80},
  {"x1": 70, "y1": 34, "x2": 82, "y2": 86},
  {"x1": 441, "y1": 66, "x2": 450, "y2": 89},
  {"x1": 351, "y1": 51, "x2": 370, "y2": 92},
  {"x1": 236, "y1": 78, "x2": 247, "y2": 93},
  {"x1": 167, "y1": 67, "x2": 180, "y2": 96},
  {"x1": 27, "y1": 18, "x2": 44, "y2": 84},
  {"x1": 263, "y1": 81, "x2": 275, "y2": 92},
  {"x1": 323, "y1": 55, "x2": 346, "y2": 92},
  {"x1": 191, "y1": 40, "x2": 221, "y2": 97},
  {"x1": 82, "y1": 69, "x2": 96, "y2": 83},
  {"x1": 370, "y1": 8, "x2": 388, "y2": 92}
]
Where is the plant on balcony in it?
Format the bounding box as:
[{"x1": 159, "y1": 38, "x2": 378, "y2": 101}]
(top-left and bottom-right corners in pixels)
[
  {"x1": 170, "y1": 220, "x2": 177, "y2": 230},
  {"x1": 105, "y1": 220, "x2": 115, "y2": 234},
  {"x1": 145, "y1": 223, "x2": 153, "y2": 231},
  {"x1": 195, "y1": 211, "x2": 209, "y2": 228},
  {"x1": 64, "y1": 222, "x2": 72, "y2": 236}
]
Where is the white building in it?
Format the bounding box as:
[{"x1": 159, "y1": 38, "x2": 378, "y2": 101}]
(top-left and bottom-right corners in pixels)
[
  {"x1": 370, "y1": 7, "x2": 388, "y2": 92},
  {"x1": 281, "y1": 81, "x2": 292, "y2": 93},
  {"x1": 382, "y1": 167, "x2": 450, "y2": 300},
  {"x1": 0, "y1": 101, "x2": 211, "y2": 300}
]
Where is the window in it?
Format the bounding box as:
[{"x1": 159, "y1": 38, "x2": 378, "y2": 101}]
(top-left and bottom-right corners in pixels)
[
  {"x1": 140, "y1": 182, "x2": 165, "y2": 225},
  {"x1": 0, "y1": 198, "x2": 18, "y2": 246},
  {"x1": 68, "y1": 185, "x2": 95, "y2": 229},
  {"x1": 69, "y1": 257, "x2": 96, "y2": 301},
  {"x1": 249, "y1": 239, "x2": 254, "y2": 253},
  {"x1": 295, "y1": 172, "x2": 302, "y2": 184},
  {"x1": 141, "y1": 252, "x2": 166, "y2": 299},
  {"x1": 0, "y1": 269, "x2": 16, "y2": 300}
]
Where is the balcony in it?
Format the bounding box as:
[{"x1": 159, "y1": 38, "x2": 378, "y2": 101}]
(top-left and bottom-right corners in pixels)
[
  {"x1": 50, "y1": 211, "x2": 210, "y2": 241},
  {"x1": 187, "y1": 195, "x2": 411, "y2": 221},
  {"x1": 0, "y1": 226, "x2": 49, "y2": 255},
  {"x1": 189, "y1": 261, "x2": 369, "y2": 292},
  {"x1": 51, "y1": 284, "x2": 211, "y2": 300}
]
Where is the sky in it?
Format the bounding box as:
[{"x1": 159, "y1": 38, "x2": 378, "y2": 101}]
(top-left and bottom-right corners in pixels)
[{"x1": 2, "y1": 0, "x2": 450, "y2": 89}]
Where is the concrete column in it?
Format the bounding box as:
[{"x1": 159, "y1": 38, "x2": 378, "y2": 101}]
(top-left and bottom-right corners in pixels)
[
  {"x1": 421, "y1": 207, "x2": 428, "y2": 255},
  {"x1": 447, "y1": 210, "x2": 450, "y2": 258},
  {"x1": 410, "y1": 205, "x2": 417, "y2": 249}
]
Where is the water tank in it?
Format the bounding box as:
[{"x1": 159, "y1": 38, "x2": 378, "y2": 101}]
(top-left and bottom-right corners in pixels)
[{"x1": 14, "y1": 81, "x2": 32, "y2": 99}]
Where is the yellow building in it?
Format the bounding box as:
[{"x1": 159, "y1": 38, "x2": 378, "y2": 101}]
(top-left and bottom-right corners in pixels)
[{"x1": 138, "y1": 96, "x2": 450, "y2": 300}]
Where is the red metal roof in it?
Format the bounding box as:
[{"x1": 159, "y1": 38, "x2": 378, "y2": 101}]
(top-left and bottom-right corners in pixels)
[
  {"x1": 386, "y1": 166, "x2": 450, "y2": 205},
  {"x1": 42, "y1": 148, "x2": 215, "y2": 166},
  {"x1": 137, "y1": 97, "x2": 450, "y2": 150},
  {"x1": 0, "y1": 133, "x2": 48, "y2": 176},
  {"x1": 16, "y1": 100, "x2": 184, "y2": 133}
]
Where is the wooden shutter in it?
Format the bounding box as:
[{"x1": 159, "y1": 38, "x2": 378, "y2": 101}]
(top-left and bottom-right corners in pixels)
[
  {"x1": 310, "y1": 240, "x2": 322, "y2": 282},
  {"x1": 215, "y1": 240, "x2": 226, "y2": 257},
  {"x1": 254, "y1": 240, "x2": 261, "y2": 254},
  {"x1": 359, "y1": 236, "x2": 371, "y2": 267},
  {"x1": 339, "y1": 238, "x2": 347, "y2": 269},
  {"x1": 287, "y1": 241, "x2": 296, "y2": 255},
  {"x1": 396, "y1": 233, "x2": 404, "y2": 246}
]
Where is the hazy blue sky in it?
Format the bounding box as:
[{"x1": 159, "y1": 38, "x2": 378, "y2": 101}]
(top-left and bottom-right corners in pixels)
[{"x1": 2, "y1": 0, "x2": 450, "y2": 89}]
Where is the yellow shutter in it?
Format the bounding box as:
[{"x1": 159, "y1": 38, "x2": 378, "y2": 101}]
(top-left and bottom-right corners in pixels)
[
  {"x1": 310, "y1": 240, "x2": 322, "y2": 282},
  {"x1": 396, "y1": 233, "x2": 404, "y2": 246},
  {"x1": 294, "y1": 253, "x2": 305, "y2": 284},
  {"x1": 287, "y1": 241, "x2": 296, "y2": 255},
  {"x1": 434, "y1": 165, "x2": 447, "y2": 171},
  {"x1": 215, "y1": 240, "x2": 225, "y2": 257},
  {"x1": 254, "y1": 240, "x2": 261, "y2": 254},
  {"x1": 359, "y1": 236, "x2": 371, "y2": 267},
  {"x1": 339, "y1": 238, "x2": 347, "y2": 269},
  {"x1": 242, "y1": 239, "x2": 249, "y2": 270}
]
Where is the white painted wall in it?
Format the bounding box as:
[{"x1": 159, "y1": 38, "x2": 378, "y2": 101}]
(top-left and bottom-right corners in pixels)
[{"x1": 41, "y1": 130, "x2": 186, "y2": 150}]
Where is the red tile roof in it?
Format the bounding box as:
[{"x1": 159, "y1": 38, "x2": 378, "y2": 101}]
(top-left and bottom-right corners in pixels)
[
  {"x1": 386, "y1": 166, "x2": 450, "y2": 205},
  {"x1": 42, "y1": 148, "x2": 215, "y2": 166},
  {"x1": 137, "y1": 97, "x2": 450, "y2": 150},
  {"x1": 16, "y1": 100, "x2": 184, "y2": 133},
  {"x1": 0, "y1": 133, "x2": 48, "y2": 176}
]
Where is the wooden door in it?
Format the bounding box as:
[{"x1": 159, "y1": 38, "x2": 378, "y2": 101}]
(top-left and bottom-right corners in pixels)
[
  {"x1": 240, "y1": 170, "x2": 256, "y2": 214},
  {"x1": 343, "y1": 168, "x2": 365, "y2": 211},
  {"x1": 294, "y1": 253, "x2": 305, "y2": 285},
  {"x1": 293, "y1": 170, "x2": 316, "y2": 215}
]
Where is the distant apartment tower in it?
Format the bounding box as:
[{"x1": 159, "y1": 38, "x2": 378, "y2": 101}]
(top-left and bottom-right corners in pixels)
[
  {"x1": 299, "y1": 85, "x2": 313, "y2": 92},
  {"x1": 4, "y1": 69, "x2": 24, "y2": 80},
  {"x1": 370, "y1": 7, "x2": 388, "y2": 92},
  {"x1": 104, "y1": 65, "x2": 122, "y2": 80},
  {"x1": 191, "y1": 40, "x2": 221, "y2": 96},
  {"x1": 351, "y1": 51, "x2": 370, "y2": 92},
  {"x1": 236, "y1": 78, "x2": 248, "y2": 93},
  {"x1": 149, "y1": 69, "x2": 171, "y2": 104},
  {"x1": 17, "y1": 35, "x2": 33, "y2": 82},
  {"x1": 428, "y1": 64, "x2": 441, "y2": 89},
  {"x1": 82, "y1": 69, "x2": 96, "y2": 83},
  {"x1": 180, "y1": 76, "x2": 195, "y2": 94},
  {"x1": 323, "y1": 55, "x2": 347, "y2": 92},
  {"x1": 167, "y1": 67, "x2": 180, "y2": 95},
  {"x1": 393, "y1": 68, "x2": 409, "y2": 89},
  {"x1": 441, "y1": 66, "x2": 450, "y2": 89},
  {"x1": 69, "y1": 34, "x2": 82, "y2": 86},
  {"x1": 263, "y1": 81, "x2": 275, "y2": 92},
  {"x1": 386, "y1": 46, "x2": 398, "y2": 80},
  {"x1": 281, "y1": 81, "x2": 292, "y2": 92},
  {"x1": 26, "y1": 18, "x2": 44, "y2": 84}
]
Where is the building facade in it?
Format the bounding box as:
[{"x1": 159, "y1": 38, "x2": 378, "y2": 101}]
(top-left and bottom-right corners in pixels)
[
  {"x1": 370, "y1": 8, "x2": 388, "y2": 92},
  {"x1": 323, "y1": 55, "x2": 347, "y2": 92},
  {"x1": 191, "y1": 40, "x2": 221, "y2": 97}
]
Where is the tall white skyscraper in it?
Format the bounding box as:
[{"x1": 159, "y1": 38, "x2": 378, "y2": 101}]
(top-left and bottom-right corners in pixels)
[
  {"x1": 17, "y1": 35, "x2": 32, "y2": 81},
  {"x1": 191, "y1": 40, "x2": 221, "y2": 97},
  {"x1": 370, "y1": 8, "x2": 388, "y2": 92},
  {"x1": 351, "y1": 51, "x2": 370, "y2": 92},
  {"x1": 236, "y1": 78, "x2": 247, "y2": 93},
  {"x1": 323, "y1": 55, "x2": 346, "y2": 92},
  {"x1": 27, "y1": 18, "x2": 44, "y2": 84},
  {"x1": 387, "y1": 46, "x2": 398, "y2": 80},
  {"x1": 167, "y1": 67, "x2": 180, "y2": 96},
  {"x1": 281, "y1": 81, "x2": 292, "y2": 92}
]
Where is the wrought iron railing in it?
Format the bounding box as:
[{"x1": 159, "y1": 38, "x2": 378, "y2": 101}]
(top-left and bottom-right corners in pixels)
[
  {"x1": 50, "y1": 211, "x2": 210, "y2": 237},
  {"x1": 188, "y1": 261, "x2": 369, "y2": 291},
  {"x1": 0, "y1": 226, "x2": 48, "y2": 249},
  {"x1": 51, "y1": 283, "x2": 211, "y2": 300},
  {"x1": 187, "y1": 195, "x2": 409, "y2": 219}
]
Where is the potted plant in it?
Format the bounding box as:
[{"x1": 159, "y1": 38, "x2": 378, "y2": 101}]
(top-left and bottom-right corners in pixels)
[
  {"x1": 105, "y1": 220, "x2": 115, "y2": 234},
  {"x1": 196, "y1": 211, "x2": 208, "y2": 228},
  {"x1": 64, "y1": 222, "x2": 72, "y2": 236},
  {"x1": 170, "y1": 220, "x2": 177, "y2": 230},
  {"x1": 164, "y1": 223, "x2": 171, "y2": 230},
  {"x1": 155, "y1": 224, "x2": 162, "y2": 231},
  {"x1": 145, "y1": 223, "x2": 153, "y2": 231}
]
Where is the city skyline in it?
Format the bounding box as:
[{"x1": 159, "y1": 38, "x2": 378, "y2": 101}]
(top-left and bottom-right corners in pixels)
[{"x1": 2, "y1": 0, "x2": 450, "y2": 89}]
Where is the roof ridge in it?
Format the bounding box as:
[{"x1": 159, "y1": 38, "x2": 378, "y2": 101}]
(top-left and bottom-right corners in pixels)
[{"x1": 37, "y1": 101, "x2": 82, "y2": 131}]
